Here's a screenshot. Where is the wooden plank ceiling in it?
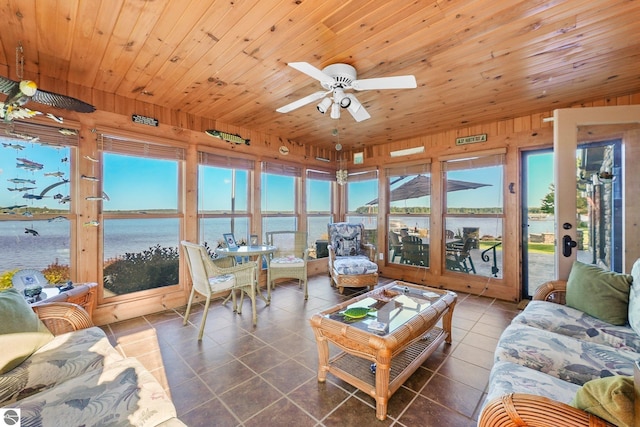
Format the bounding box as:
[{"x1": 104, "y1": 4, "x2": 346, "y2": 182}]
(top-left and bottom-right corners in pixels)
[{"x1": 0, "y1": 0, "x2": 638, "y2": 151}]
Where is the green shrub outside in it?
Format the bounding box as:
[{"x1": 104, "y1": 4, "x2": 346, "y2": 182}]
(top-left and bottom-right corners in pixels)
[{"x1": 104, "y1": 244, "x2": 179, "y2": 295}]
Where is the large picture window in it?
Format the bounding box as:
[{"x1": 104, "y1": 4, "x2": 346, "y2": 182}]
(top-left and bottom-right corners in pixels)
[
  {"x1": 261, "y1": 162, "x2": 299, "y2": 238},
  {"x1": 0, "y1": 121, "x2": 76, "y2": 283},
  {"x1": 346, "y1": 170, "x2": 378, "y2": 248},
  {"x1": 442, "y1": 152, "x2": 504, "y2": 278},
  {"x1": 199, "y1": 152, "x2": 252, "y2": 248},
  {"x1": 306, "y1": 169, "x2": 333, "y2": 258},
  {"x1": 100, "y1": 136, "x2": 184, "y2": 298},
  {"x1": 386, "y1": 163, "x2": 431, "y2": 266}
]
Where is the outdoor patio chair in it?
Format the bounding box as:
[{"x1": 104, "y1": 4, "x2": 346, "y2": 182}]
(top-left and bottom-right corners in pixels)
[
  {"x1": 400, "y1": 235, "x2": 429, "y2": 266},
  {"x1": 327, "y1": 222, "x2": 378, "y2": 294},
  {"x1": 388, "y1": 230, "x2": 402, "y2": 262},
  {"x1": 265, "y1": 231, "x2": 309, "y2": 302},
  {"x1": 181, "y1": 240, "x2": 258, "y2": 339},
  {"x1": 445, "y1": 237, "x2": 477, "y2": 274}
]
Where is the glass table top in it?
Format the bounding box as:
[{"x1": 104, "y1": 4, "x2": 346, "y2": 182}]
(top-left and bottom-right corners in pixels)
[{"x1": 325, "y1": 283, "x2": 445, "y2": 335}]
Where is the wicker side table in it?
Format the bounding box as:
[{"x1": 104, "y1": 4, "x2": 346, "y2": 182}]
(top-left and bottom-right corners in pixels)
[{"x1": 310, "y1": 281, "x2": 456, "y2": 420}]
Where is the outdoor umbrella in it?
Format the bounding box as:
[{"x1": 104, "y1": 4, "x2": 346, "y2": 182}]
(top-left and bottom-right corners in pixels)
[{"x1": 366, "y1": 175, "x2": 490, "y2": 205}]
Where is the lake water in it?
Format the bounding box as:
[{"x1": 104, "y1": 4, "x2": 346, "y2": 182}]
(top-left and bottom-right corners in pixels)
[{"x1": 0, "y1": 216, "x2": 555, "y2": 272}]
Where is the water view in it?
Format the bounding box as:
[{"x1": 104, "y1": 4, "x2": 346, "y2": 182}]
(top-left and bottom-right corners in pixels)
[{"x1": 0, "y1": 216, "x2": 556, "y2": 273}]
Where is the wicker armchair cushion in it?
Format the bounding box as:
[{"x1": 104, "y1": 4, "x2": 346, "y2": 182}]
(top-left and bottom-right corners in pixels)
[
  {"x1": 0, "y1": 288, "x2": 54, "y2": 374},
  {"x1": 333, "y1": 256, "x2": 378, "y2": 275},
  {"x1": 628, "y1": 258, "x2": 640, "y2": 336},
  {"x1": 208, "y1": 274, "x2": 235, "y2": 290},
  {"x1": 570, "y1": 375, "x2": 634, "y2": 427},
  {"x1": 270, "y1": 255, "x2": 305, "y2": 267},
  {"x1": 566, "y1": 261, "x2": 632, "y2": 326}
]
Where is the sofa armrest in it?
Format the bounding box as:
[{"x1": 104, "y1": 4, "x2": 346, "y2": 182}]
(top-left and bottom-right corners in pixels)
[
  {"x1": 32, "y1": 302, "x2": 94, "y2": 335},
  {"x1": 478, "y1": 393, "x2": 615, "y2": 427},
  {"x1": 532, "y1": 280, "x2": 567, "y2": 304}
]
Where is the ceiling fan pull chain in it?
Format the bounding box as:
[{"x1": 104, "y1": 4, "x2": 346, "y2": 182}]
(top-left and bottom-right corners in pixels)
[{"x1": 15, "y1": 41, "x2": 24, "y2": 80}]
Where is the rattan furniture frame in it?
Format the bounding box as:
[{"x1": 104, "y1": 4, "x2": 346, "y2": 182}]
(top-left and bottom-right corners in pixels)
[
  {"x1": 31, "y1": 302, "x2": 94, "y2": 335},
  {"x1": 310, "y1": 281, "x2": 456, "y2": 420},
  {"x1": 31, "y1": 282, "x2": 97, "y2": 320}
]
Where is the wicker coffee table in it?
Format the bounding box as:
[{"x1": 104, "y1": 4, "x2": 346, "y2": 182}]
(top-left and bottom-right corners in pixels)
[{"x1": 309, "y1": 281, "x2": 457, "y2": 420}]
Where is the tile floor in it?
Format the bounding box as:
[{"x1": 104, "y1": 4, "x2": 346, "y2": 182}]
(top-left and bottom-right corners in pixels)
[{"x1": 100, "y1": 275, "x2": 521, "y2": 427}]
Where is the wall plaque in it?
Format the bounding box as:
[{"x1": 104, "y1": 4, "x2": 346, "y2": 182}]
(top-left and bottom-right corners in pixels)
[
  {"x1": 132, "y1": 114, "x2": 159, "y2": 127},
  {"x1": 455, "y1": 134, "x2": 487, "y2": 145}
]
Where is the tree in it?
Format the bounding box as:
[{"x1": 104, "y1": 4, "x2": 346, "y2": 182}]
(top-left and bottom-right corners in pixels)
[{"x1": 540, "y1": 184, "x2": 555, "y2": 213}]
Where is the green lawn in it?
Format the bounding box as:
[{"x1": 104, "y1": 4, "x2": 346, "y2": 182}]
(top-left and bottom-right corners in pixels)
[{"x1": 477, "y1": 241, "x2": 555, "y2": 254}]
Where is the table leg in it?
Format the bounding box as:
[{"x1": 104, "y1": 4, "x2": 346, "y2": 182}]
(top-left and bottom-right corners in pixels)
[
  {"x1": 442, "y1": 300, "x2": 456, "y2": 344},
  {"x1": 314, "y1": 334, "x2": 330, "y2": 382},
  {"x1": 375, "y1": 349, "x2": 392, "y2": 420}
]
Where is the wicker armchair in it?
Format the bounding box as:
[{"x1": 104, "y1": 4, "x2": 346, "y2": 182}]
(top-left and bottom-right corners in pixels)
[
  {"x1": 32, "y1": 302, "x2": 94, "y2": 335},
  {"x1": 265, "y1": 231, "x2": 309, "y2": 302},
  {"x1": 181, "y1": 241, "x2": 258, "y2": 339},
  {"x1": 327, "y1": 222, "x2": 378, "y2": 294}
]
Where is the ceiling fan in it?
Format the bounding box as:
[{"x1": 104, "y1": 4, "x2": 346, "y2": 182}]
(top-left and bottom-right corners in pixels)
[{"x1": 276, "y1": 62, "x2": 417, "y2": 122}]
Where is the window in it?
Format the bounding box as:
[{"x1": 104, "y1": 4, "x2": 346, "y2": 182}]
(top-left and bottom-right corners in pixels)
[
  {"x1": 386, "y1": 163, "x2": 431, "y2": 266},
  {"x1": 261, "y1": 162, "x2": 299, "y2": 238},
  {"x1": 346, "y1": 170, "x2": 378, "y2": 247},
  {"x1": 306, "y1": 169, "x2": 333, "y2": 258},
  {"x1": 442, "y1": 152, "x2": 504, "y2": 278},
  {"x1": 199, "y1": 152, "x2": 253, "y2": 248},
  {"x1": 0, "y1": 121, "x2": 76, "y2": 283},
  {"x1": 100, "y1": 135, "x2": 184, "y2": 297}
]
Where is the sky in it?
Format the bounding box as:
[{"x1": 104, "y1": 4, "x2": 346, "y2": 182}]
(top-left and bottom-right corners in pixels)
[{"x1": 1, "y1": 137, "x2": 554, "y2": 212}]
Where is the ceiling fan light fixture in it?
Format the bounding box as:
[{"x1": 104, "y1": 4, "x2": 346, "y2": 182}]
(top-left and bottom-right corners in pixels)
[
  {"x1": 330, "y1": 102, "x2": 341, "y2": 119},
  {"x1": 334, "y1": 88, "x2": 351, "y2": 108},
  {"x1": 317, "y1": 97, "x2": 332, "y2": 114}
]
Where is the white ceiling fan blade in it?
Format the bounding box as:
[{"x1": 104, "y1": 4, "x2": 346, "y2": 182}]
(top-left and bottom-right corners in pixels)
[
  {"x1": 352, "y1": 75, "x2": 417, "y2": 91},
  {"x1": 276, "y1": 90, "x2": 329, "y2": 113},
  {"x1": 287, "y1": 62, "x2": 334, "y2": 85},
  {"x1": 345, "y1": 94, "x2": 371, "y2": 122}
]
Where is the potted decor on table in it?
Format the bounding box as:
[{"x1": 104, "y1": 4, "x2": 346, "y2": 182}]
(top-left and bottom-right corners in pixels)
[{"x1": 0, "y1": 269, "x2": 17, "y2": 291}]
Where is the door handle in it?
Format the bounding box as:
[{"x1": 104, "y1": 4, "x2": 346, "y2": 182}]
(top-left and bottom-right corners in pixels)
[{"x1": 562, "y1": 235, "x2": 577, "y2": 257}]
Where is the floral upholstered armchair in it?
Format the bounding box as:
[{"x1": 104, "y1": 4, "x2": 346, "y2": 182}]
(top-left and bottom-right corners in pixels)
[{"x1": 327, "y1": 222, "x2": 379, "y2": 294}]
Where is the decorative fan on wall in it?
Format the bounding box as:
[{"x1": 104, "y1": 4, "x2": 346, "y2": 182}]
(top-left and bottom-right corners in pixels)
[{"x1": 276, "y1": 62, "x2": 417, "y2": 122}]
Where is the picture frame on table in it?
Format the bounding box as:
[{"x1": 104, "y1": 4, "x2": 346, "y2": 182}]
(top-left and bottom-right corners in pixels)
[
  {"x1": 223, "y1": 233, "x2": 238, "y2": 249},
  {"x1": 250, "y1": 234, "x2": 259, "y2": 246}
]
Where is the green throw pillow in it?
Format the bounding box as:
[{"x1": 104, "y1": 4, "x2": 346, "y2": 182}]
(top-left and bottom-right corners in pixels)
[
  {"x1": 566, "y1": 261, "x2": 632, "y2": 325},
  {"x1": 570, "y1": 376, "x2": 634, "y2": 427},
  {"x1": 0, "y1": 288, "x2": 54, "y2": 374}
]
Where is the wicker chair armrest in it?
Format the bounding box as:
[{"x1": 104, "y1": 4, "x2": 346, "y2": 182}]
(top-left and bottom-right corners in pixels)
[
  {"x1": 532, "y1": 280, "x2": 568, "y2": 304},
  {"x1": 478, "y1": 393, "x2": 614, "y2": 427},
  {"x1": 31, "y1": 302, "x2": 94, "y2": 335},
  {"x1": 216, "y1": 260, "x2": 258, "y2": 276}
]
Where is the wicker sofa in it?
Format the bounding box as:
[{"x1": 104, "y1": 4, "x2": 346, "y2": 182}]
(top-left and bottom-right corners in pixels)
[
  {"x1": 479, "y1": 259, "x2": 640, "y2": 427},
  {"x1": 0, "y1": 288, "x2": 184, "y2": 427}
]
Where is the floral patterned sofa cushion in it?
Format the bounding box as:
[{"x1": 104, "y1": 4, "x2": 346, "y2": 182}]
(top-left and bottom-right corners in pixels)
[
  {"x1": 333, "y1": 256, "x2": 378, "y2": 275},
  {"x1": 12, "y1": 356, "x2": 180, "y2": 427},
  {"x1": 484, "y1": 360, "x2": 581, "y2": 408},
  {"x1": 511, "y1": 300, "x2": 640, "y2": 352},
  {"x1": 495, "y1": 323, "x2": 636, "y2": 385},
  {"x1": 0, "y1": 327, "x2": 124, "y2": 406}
]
